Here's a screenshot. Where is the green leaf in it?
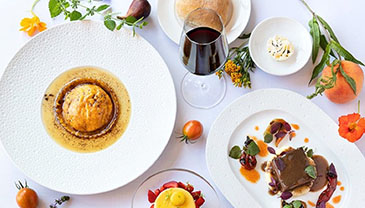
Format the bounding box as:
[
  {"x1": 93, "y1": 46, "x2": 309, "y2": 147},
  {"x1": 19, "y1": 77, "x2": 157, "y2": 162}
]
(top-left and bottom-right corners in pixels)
[
  {"x1": 306, "y1": 149, "x2": 313, "y2": 158},
  {"x1": 339, "y1": 64, "x2": 357, "y2": 94},
  {"x1": 116, "y1": 22, "x2": 124, "y2": 30},
  {"x1": 305, "y1": 165, "x2": 317, "y2": 179},
  {"x1": 310, "y1": 17, "x2": 321, "y2": 63},
  {"x1": 283, "y1": 205, "x2": 292, "y2": 208},
  {"x1": 238, "y1": 33, "x2": 251, "y2": 39},
  {"x1": 245, "y1": 139, "x2": 260, "y2": 156},
  {"x1": 317, "y1": 16, "x2": 339, "y2": 43},
  {"x1": 96, "y1": 4, "x2": 109, "y2": 12},
  {"x1": 320, "y1": 35, "x2": 336, "y2": 58},
  {"x1": 229, "y1": 146, "x2": 242, "y2": 159},
  {"x1": 125, "y1": 16, "x2": 137, "y2": 23},
  {"x1": 104, "y1": 20, "x2": 116, "y2": 31},
  {"x1": 70, "y1": 10, "x2": 82, "y2": 21},
  {"x1": 309, "y1": 42, "x2": 332, "y2": 84},
  {"x1": 330, "y1": 41, "x2": 364, "y2": 66},
  {"x1": 264, "y1": 133, "x2": 273, "y2": 143},
  {"x1": 292, "y1": 200, "x2": 302, "y2": 208},
  {"x1": 49, "y1": 0, "x2": 62, "y2": 18}
]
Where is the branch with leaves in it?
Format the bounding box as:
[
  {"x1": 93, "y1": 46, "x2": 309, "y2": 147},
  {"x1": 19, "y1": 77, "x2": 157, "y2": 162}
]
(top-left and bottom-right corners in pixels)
[
  {"x1": 216, "y1": 33, "x2": 255, "y2": 88},
  {"x1": 301, "y1": 0, "x2": 364, "y2": 99},
  {"x1": 48, "y1": 0, "x2": 149, "y2": 35}
]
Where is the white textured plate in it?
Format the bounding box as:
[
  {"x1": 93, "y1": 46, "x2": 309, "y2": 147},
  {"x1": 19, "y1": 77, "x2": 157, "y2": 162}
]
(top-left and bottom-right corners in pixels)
[
  {"x1": 249, "y1": 17, "x2": 312, "y2": 76},
  {"x1": 0, "y1": 21, "x2": 177, "y2": 195},
  {"x1": 157, "y1": 0, "x2": 251, "y2": 44},
  {"x1": 206, "y1": 89, "x2": 365, "y2": 207}
]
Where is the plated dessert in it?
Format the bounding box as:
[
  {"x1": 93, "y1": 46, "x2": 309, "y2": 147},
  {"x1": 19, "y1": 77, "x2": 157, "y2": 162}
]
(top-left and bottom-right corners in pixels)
[{"x1": 42, "y1": 66, "x2": 131, "y2": 153}]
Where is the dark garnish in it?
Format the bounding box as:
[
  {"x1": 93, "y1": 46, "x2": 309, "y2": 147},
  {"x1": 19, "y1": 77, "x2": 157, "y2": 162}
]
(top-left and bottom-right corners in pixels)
[
  {"x1": 280, "y1": 191, "x2": 293, "y2": 200},
  {"x1": 267, "y1": 146, "x2": 276, "y2": 155},
  {"x1": 316, "y1": 163, "x2": 337, "y2": 207}
]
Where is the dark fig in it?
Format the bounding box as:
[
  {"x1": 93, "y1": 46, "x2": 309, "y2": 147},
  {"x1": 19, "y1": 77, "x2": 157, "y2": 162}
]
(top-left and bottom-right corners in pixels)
[{"x1": 118, "y1": 0, "x2": 151, "y2": 20}]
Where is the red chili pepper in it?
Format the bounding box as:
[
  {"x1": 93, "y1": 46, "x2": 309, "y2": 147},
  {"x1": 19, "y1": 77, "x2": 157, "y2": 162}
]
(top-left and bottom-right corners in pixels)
[
  {"x1": 239, "y1": 152, "x2": 257, "y2": 170},
  {"x1": 316, "y1": 163, "x2": 337, "y2": 208}
]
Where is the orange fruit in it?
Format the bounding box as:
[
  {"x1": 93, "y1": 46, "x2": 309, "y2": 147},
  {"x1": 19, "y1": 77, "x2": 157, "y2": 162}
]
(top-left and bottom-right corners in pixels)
[{"x1": 322, "y1": 60, "x2": 364, "y2": 104}]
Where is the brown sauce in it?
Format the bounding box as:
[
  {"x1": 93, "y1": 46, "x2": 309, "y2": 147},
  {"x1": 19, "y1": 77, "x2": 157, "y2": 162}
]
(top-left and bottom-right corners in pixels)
[
  {"x1": 41, "y1": 66, "x2": 131, "y2": 153},
  {"x1": 261, "y1": 161, "x2": 268, "y2": 172},
  {"x1": 240, "y1": 166, "x2": 260, "y2": 183},
  {"x1": 310, "y1": 155, "x2": 329, "y2": 192}
]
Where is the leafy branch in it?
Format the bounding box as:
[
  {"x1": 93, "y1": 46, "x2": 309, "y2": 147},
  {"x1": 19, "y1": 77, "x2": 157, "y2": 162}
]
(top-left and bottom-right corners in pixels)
[
  {"x1": 48, "y1": 0, "x2": 148, "y2": 35},
  {"x1": 301, "y1": 0, "x2": 364, "y2": 99}
]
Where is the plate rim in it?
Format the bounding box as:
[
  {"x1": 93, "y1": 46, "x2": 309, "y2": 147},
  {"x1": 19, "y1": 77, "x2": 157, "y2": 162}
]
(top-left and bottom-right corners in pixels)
[
  {"x1": 156, "y1": 0, "x2": 252, "y2": 44},
  {"x1": 206, "y1": 88, "x2": 365, "y2": 207},
  {"x1": 0, "y1": 20, "x2": 178, "y2": 195}
]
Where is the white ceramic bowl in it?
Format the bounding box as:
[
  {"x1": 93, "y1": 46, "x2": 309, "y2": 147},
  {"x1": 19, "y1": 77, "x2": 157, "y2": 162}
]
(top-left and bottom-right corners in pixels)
[{"x1": 249, "y1": 17, "x2": 312, "y2": 76}]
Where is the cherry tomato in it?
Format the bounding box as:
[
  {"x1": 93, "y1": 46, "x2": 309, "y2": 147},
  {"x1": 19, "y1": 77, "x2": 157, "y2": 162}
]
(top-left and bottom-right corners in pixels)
[
  {"x1": 180, "y1": 120, "x2": 203, "y2": 143},
  {"x1": 15, "y1": 181, "x2": 38, "y2": 208}
]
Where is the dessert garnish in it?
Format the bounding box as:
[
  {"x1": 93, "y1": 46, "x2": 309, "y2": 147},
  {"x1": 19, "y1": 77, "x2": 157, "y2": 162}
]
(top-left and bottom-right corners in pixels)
[
  {"x1": 316, "y1": 163, "x2": 337, "y2": 208},
  {"x1": 281, "y1": 200, "x2": 306, "y2": 208},
  {"x1": 178, "y1": 120, "x2": 203, "y2": 144},
  {"x1": 229, "y1": 136, "x2": 260, "y2": 170},
  {"x1": 148, "y1": 181, "x2": 205, "y2": 208},
  {"x1": 267, "y1": 35, "x2": 294, "y2": 61},
  {"x1": 264, "y1": 119, "x2": 295, "y2": 147}
]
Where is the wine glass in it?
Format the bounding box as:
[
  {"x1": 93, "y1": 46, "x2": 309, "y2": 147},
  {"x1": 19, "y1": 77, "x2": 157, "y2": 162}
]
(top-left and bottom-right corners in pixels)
[{"x1": 179, "y1": 8, "x2": 229, "y2": 109}]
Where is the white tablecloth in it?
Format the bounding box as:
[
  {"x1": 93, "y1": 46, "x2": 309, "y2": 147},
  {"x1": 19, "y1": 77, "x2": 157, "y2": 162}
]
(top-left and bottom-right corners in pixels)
[{"x1": 1, "y1": 0, "x2": 364, "y2": 207}]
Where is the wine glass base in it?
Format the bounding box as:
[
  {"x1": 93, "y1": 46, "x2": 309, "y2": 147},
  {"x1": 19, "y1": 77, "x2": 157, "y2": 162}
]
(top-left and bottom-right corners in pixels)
[{"x1": 181, "y1": 73, "x2": 226, "y2": 109}]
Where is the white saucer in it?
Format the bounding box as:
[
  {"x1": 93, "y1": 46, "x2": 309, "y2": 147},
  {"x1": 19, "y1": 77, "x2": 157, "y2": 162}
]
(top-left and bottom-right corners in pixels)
[
  {"x1": 157, "y1": 0, "x2": 251, "y2": 44},
  {"x1": 249, "y1": 17, "x2": 312, "y2": 76}
]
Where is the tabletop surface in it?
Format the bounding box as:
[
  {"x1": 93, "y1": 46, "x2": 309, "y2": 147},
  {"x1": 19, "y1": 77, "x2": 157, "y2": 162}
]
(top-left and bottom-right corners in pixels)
[{"x1": 0, "y1": 0, "x2": 364, "y2": 207}]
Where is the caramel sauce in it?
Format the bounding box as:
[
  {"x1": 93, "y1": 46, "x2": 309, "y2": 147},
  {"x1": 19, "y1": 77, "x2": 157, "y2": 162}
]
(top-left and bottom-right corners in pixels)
[
  {"x1": 254, "y1": 126, "x2": 259, "y2": 131},
  {"x1": 304, "y1": 137, "x2": 309, "y2": 143},
  {"x1": 240, "y1": 167, "x2": 260, "y2": 183},
  {"x1": 41, "y1": 67, "x2": 131, "y2": 153},
  {"x1": 307, "y1": 201, "x2": 315, "y2": 207},
  {"x1": 291, "y1": 123, "x2": 300, "y2": 130},
  {"x1": 326, "y1": 203, "x2": 334, "y2": 208},
  {"x1": 332, "y1": 195, "x2": 341, "y2": 204},
  {"x1": 311, "y1": 155, "x2": 329, "y2": 192},
  {"x1": 340, "y1": 186, "x2": 345, "y2": 191}
]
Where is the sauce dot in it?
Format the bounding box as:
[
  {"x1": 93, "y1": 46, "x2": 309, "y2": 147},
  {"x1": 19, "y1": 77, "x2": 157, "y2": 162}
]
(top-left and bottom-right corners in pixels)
[
  {"x1": 257, "y1": 140, "x2": 268, "y2": 157},
  {"x1": 326, "y1": 203, "x2": 334, "y2": 208},
  {"x1": 240, "y1": 167, "x2": 260, "y2": 183},
  {"x1": 291, "y1": 123, "x2": 300, "y2": 130},
  {"x1": 255, "y1": 126, "x2": 259, "y2": 131},
  {"x1": 340, "y1": 186, "x2": 345, "y2": 191},
  {"x1": 307, "y1": 201, "x2": 315, "y2": 207},
  {"x1": 337, "y1": 181, "x2": 342, "y2": 186},
  {"x1": 290, "y1": 132, "x2": 296, "y2": 138},
  {"x1": 332, "y1": 195, "x2": 341, "y2": 204},
  {"x1": 304, "y1": 137, "x2": 309, "y2": 143}
]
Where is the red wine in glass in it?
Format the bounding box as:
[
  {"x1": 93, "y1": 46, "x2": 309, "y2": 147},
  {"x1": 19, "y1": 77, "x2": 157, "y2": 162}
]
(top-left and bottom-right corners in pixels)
[{"x1": 181, "y1": 27, "x2": 228, "y2": 75}]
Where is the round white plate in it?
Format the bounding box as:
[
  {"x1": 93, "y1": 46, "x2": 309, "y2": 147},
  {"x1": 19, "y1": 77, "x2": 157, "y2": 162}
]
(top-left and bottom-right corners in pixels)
[
  {"x1": 249, "y1": 17, "x2": 312, "y2": 76},
  {"x1": 0, "y1": 21, "x2": 177, "y2": 195},
  {"x1": 157, "y1": 0, "x2": 251, "y2": 44},
  {"x1": 206, "y1": 88, "x2": 365, "y2": 207}
]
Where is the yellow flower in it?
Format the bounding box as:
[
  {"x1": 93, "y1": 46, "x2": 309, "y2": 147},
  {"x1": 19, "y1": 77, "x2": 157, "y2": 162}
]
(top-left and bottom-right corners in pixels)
[
  {"x1": 20, "y1": 14, "x2": 47, "y2": 36},
  {"x1": 19, "y1": 0, "x2": 46, "y2": 36}
]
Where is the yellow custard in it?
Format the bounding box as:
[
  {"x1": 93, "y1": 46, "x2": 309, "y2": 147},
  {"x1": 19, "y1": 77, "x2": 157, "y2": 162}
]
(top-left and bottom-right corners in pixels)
[{"x1": 155, "y1": 188, "x2": 195, "y2": 208}]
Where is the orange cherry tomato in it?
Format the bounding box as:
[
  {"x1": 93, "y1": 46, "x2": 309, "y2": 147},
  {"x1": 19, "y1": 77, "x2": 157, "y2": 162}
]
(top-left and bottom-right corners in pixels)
[
  {"x1": 180, "y1": 120, "x2": 203, "y2": 143},
  {"x1": 15, "y1": 181, "x2": 38, "y2": 208}
]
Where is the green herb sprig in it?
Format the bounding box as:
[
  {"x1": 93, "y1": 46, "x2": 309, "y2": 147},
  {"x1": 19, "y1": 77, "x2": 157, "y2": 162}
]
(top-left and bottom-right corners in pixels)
[
  {"x1": 216, "y1": 33, "x2": 255, "y2": 88},
  {"x1": 48, "y1": 0, "x2": 148, "y2": 35},
  {"x1": 49, "y1": 196, "x2": 70, "y2": 208},
  {"x1": 282, "y1": 200, "x2": 303, "y2": 208},
  {"x1": 229, "y1": 136, "x2": 260, "y2": 159},
  {"x1": 300, "y1": 0, "x2": 364, "y2": 99}
]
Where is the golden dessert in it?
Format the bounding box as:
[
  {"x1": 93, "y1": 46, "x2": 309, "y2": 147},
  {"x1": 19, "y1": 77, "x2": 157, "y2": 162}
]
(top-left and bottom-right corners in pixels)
[
  {"x1": 155, "y1": 188, "x2": 195, "y2": 208},
  {"x1": 42, "y1": 67, "x2": 131, "y2": 153},
  {"x1": 175, "y1": 0, "x2": 233, "y2": 26}
]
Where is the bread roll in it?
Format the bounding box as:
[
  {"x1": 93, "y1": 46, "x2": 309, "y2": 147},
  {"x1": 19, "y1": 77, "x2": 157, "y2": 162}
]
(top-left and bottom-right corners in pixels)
[{"x1": 175, "y1": 0, "x2": 233, "y2": 26}]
